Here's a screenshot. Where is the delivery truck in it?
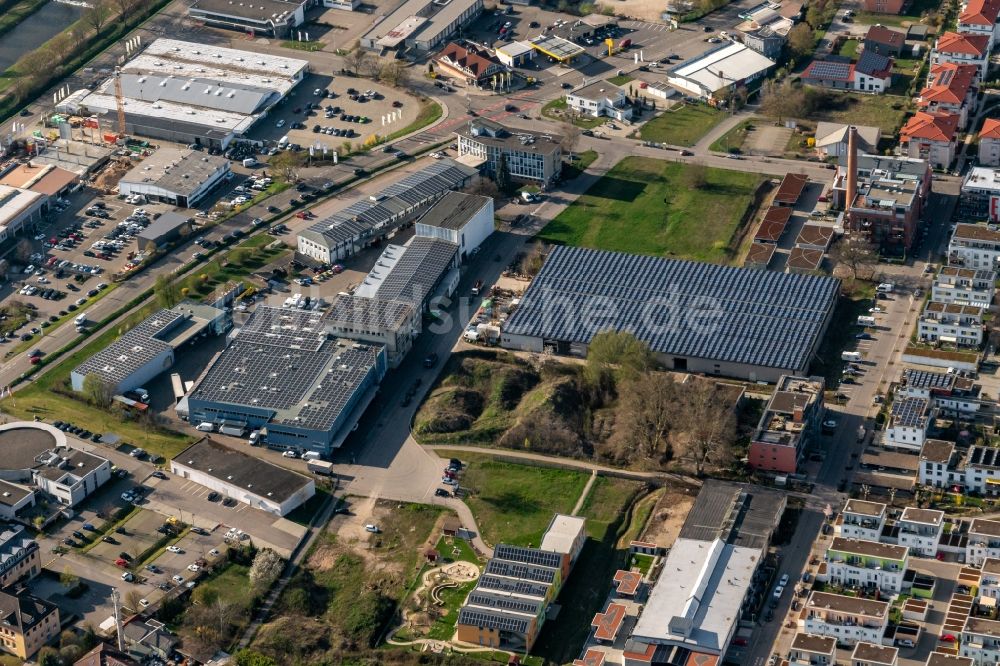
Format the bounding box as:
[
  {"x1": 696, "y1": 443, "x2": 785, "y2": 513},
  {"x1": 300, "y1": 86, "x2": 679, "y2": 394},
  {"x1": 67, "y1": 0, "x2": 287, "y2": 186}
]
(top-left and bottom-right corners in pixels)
[
  {"x1": 308, "y1": 460, "x2": 335, "y2": 476},
  {"x1": 219, "y1": 424, "x2": 246, "y2": 437},
  {"x1": 841, "y1": 351, "x2": 862, "y2": 362}
]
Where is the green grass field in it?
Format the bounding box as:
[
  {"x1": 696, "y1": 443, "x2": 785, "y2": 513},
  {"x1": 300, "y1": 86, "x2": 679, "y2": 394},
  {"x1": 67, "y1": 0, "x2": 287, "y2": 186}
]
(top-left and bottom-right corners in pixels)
[
  {"x1": 838, "y1": 39, "x2": 859, "y2": 57},
  {"x1": 640, "y1": 104, "x2": 725, "y2": 146},
  {"x1": 856, "y1": 0, "x2": 943, "y2": 26},
  {"x1": 538, "y1": 156, "x2": 762, "y2": 263},
  {"x1": 446, "y1": 453, "x2": 589, "y2": 547},
  {"x1": 710, "y1": 119, "x2": 754, "y2": 153},
  {"x1": 803, "y1": 88, "x2": 911, "y2": 135}
]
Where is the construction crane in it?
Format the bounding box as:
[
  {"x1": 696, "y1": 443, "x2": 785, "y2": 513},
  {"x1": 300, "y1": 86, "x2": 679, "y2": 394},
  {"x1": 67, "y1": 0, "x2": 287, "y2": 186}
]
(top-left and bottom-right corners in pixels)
[{"x1": 113, "y1": 67, "x2": 127, "y2": 142}]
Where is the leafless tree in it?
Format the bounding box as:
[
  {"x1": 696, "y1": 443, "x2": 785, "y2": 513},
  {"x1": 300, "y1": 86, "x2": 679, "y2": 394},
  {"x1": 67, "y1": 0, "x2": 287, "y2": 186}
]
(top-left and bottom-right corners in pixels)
[
  {"x1": 14, "y1": 239, "x2": 33, "y2": 264},
  {"x1": 269, "y1": 150, "x2": 305, "y2": 183},
  {"x1": 830, "y1": 239, "x2": 878, "y2": 281},
  {"x1": 113, "y1": 0, "x2": 135, "y2": 22},
  {"x1": 348, "y1": 48, "x2": 370, "y2": 76},
  {"x1": 125, "y1": 590, "x2": 143, "y2": 613},
  {"x1": 559, "y1": 121, "x2": 581, "y2": 162},
  {"x1": 82, "y1": 373, "x2": 114, "y2": 409},
  {"x1": 788, "y1": 23, "x2": 816, "y2": 58},
  {"x1": 85, "y1": 0, "x2": 112, "y2": 35},
  {"x1": 612, "y1": 371, "x2": 679, "y2": 462},
  {"x1": 759, "y1": 79, "x2": 804, "y2": 125},
  {"x1": 675, "y1": 381, "x2": 737, "y2": 476},
  {"x1": 683, "y1": 162, "x2": 709, "y2": 189}
]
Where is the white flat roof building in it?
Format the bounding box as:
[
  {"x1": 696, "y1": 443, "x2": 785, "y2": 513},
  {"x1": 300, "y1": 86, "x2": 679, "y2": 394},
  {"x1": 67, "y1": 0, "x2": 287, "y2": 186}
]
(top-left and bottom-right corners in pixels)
[
  {"x1": 668, "y1": 41, "x2": 776, "y2": 98},
  {"x1": 119, "y1": 148, "x2": 230, "y2": 208},
  {"x1": 631, "y1": 537, "x2": 758, "y2": 654},
  {"x1": 76, "y1": 39, "x2": 308, "y2": 149},
  {"x1": 539, "y1": 514, "x2": 586, "y2": 556},
  {"x1": 0, "y1": 185, "x2": 47, "y2": 244}
]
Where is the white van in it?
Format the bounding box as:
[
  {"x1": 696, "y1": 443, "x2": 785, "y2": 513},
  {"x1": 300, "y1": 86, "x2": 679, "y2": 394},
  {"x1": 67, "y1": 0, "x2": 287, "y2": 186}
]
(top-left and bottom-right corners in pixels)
[
  {"x1": 195, "y1": 422, "x2": 215, "y2": 432},
  {"x1": 841, "y1": 351, "x2": 863, "y2": 362},
  {"x1": 302, "y1": 451, "x2": 321, "y2": 461},
  {"x1": 876, "y1": 283, "x2": 894, "y2": 293},
  {"x1": 75, "y1": 314, "x2": 87, "y2": 326},
  {"x1": 248, "y1": 430, "x2": 261, "y2": 445},
  {"x1": 856, "y1": 315, "x2": 876, "y2": 326}
]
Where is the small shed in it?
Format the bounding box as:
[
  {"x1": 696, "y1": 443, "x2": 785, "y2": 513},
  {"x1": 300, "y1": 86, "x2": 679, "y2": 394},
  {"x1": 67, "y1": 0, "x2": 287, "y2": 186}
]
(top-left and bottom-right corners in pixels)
[{"x1": 442, "y1": 517, "x2": 461, "y2": 536}]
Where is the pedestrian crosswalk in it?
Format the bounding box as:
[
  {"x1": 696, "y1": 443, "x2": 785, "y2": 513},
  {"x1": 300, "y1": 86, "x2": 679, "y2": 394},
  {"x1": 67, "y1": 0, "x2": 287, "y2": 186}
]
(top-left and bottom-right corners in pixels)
[{"x1": 622, "y1": 20, "x2": 672, "y2": 32}]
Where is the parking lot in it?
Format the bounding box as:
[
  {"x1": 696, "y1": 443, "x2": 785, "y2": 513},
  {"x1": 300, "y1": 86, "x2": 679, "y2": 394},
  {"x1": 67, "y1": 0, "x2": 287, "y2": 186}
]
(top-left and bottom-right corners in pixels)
[
  {"x1": 248, "y1": 73, "x2": 421, "y2": 152},
  {"x1": 87, "y1": 509, "x2": 163, "y2": 564}
]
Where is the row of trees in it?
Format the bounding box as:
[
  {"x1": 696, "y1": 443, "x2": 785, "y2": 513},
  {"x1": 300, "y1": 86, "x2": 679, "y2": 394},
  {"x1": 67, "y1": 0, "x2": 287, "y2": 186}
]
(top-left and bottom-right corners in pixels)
[{"x1": 345, "y1": 49, "x2": 409, "y2": 87}]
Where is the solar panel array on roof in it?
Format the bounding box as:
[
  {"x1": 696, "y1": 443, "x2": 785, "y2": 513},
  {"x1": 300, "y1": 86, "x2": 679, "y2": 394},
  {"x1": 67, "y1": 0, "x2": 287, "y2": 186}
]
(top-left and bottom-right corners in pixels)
[
  {"x1": 467, "y1": 591, "x2": 545, "y2": 615},
  {"x1": 192, "y1": 306, "x2": 382, "y2": 433},
  {"x1": 370, "y1": 237, "x2": 458, "y2": 304},
  {"x1": 457, "y1": 607, "x2": 531, "y2": 633},
  {"x1": 903, "y1": 368, "x2": 954, "y2": 390},
  {"x1": 303, "y1": 162, "x2": 474, "y2": 248},
  {"x1": 502, "y1": 246, "x2": 839, "y2": 372},
  {"x1": 476, "y1": 574, "x2": 551, "y2": 599},
  {"x1": 856, "y1": 50, "x2": 892, "y2": 76},
  {"x1": 494, "y1": 544, "x2": 563, "y2": 569},
  {"x1": 484, "y1": 558, "x2": 557, "y2": 584},
  {"x1": 806, "y1": 59, "x2": 853, "y2": 80},
  {"x1": 891, "y1": 397, "x2": 929, "y2": 427},
  {"x1": 73, "y1": 309, "x2": 183, "y2": 387}
]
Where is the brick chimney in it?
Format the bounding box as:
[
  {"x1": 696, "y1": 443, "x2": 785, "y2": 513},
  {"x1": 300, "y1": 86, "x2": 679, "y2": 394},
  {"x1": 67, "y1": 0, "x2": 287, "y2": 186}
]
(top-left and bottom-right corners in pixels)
[
  {"x1": 793, "y1": 405, "x2": 804, "y2": 423},
  {"x1": 846, "y1": 126, "x2": 858, "y2": 214}
]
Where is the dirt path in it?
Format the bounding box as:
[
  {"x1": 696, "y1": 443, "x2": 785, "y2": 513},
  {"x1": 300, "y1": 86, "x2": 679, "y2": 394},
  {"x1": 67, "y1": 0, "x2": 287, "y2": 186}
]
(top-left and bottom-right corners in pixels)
[{"x1": 572, "y1": 470, "x2": 598, "y2": 516}]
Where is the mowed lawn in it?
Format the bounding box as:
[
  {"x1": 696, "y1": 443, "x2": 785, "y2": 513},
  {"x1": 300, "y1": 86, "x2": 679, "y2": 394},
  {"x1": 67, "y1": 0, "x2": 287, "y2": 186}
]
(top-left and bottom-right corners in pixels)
[
  {"x1": 640, "y1": 104, "x2": 725, "y2": 146},
  {"x1": 538, "y1": 156, "x2": 763, "y2": 263},
  {"x1": 451, "y1": 454, "x2": 589, "y2": 547}
]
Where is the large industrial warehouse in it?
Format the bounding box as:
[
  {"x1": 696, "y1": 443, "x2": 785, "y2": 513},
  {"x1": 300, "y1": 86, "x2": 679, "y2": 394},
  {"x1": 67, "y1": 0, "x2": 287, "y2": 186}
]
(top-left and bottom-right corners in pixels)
[
  {"x1": 185, "y1": 306, "x2": 387, "y2": 455},
  {"x1": 69, "y1": 39, "x2": 308, "y2": 149},
  {"x1": 500, "y1": 247, "x2": 840, "y2": 382}
]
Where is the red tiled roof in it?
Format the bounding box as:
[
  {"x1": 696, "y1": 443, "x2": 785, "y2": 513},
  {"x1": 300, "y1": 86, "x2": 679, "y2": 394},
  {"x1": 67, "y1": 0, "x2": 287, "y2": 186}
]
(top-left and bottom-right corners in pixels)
[
  {"x1": 935, "y1": 31, "x2": 990, "y2": 57},
  {"x1": 436, "y1": 42, "x2": 500, "y2": 79},
  {"x1": 592, "y1": 603, "x2": 627, "y2": 642},
  {"x1": 614, "y1": 569, "x2": 643, "y2": 596},
  {"x1": 960, "y1": 0, "x2": 1000, "y2": 25},
  {"x1": 774, "y1": 173, "x2": 809, "y2": 204},
  {"x1": 866, "y1": 24, "x2": 905, "y2": 47},
  {"x1": 687, "y1": 652, "x2": 721, "y2": 666},
  {"x1": 574, "y1": 648, "x2": 607, "y2": 666},
  {"x1": 982, "y1": 118, "x2": 1000, "y2": 140},
  {"x1": 900, "y1": 111, "x2": 960, "y2": 142},
  {"x1": 919, "y1": 63, "x2": 978, "y2": 106}
]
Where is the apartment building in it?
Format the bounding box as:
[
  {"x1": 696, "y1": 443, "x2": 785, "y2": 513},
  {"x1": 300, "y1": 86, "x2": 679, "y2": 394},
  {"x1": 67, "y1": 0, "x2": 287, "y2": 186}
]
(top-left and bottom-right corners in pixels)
[
  {"x1": 455, "y1": 118, "x2": 562, "y2": 188},
  {"x1": 826, "y1": 537, "x2": 909, "y2": 593},
  {"x1": 932, "y1": 267, "x2": 996, "y2": 307},
  {"x1": 919, "y1": 439, "x2": 961, "y2": 488},
  {"x1": 789, "y1": 633, "x2": 838, "y2": 666},
  {"x1": 839, "y1": 499, "x2": 888, "y2": 541},
  {"x1": 918, "y1": 63, "x2": 979, "y2": 129},
  {"x1": 978, "y1": 557, "x2": 1000, "y2": 599},
  {"x1": 749, "y1": 375, "x2": 825, "y2": 473},
  {"x1": 957, "y1": 0, "x2": 1000, "y2": 47},
  {"x1": 959, "y1": 167, "x2": 1000, "y2": 219},
  {"x1": 802, "y1": 591, "x2": 889, "y2": 645},
  {"x1": 933, "y1": 32, "x2": 992, "y2": 81},
  {"x1": 968, "y1": 518, "x2": 1000, "y2": 565},
  {"x1": 0, "y1": 590, "x2": 59, "y2": 660},
  {"x1": 964, "y1": 447, "x2": 1000, "y2": 496},
  {"x1": 899, "y1": 111, "x2": 960, "y2": 169},
  {"x1": 930, "y1": 653, "x2": 974, "y2": 666},
  {"x1": 897, "y1": 507, "x2": 944, "y2": 557},
  {"x1": 884, "y1": 397, "x2": 934, "y2": 451},
  {"x1": 0, "y1": 526, "x2": 40, "y2": 590},
  {"x1": 918, "y1": 301, "x2": 985, "y2": 348},
  {"x1": 852, "y1": 642, "x2": 898, "y2": 666},
  {"x1": 950, "y1": 224, "x2": 1000, "y2": 268},
  {"x1": 979, "y1": 119, "x2": 1000, "y2": 166},
  {"x1": 961, "y1": 617, "x2": 1000, "y2": 666}
]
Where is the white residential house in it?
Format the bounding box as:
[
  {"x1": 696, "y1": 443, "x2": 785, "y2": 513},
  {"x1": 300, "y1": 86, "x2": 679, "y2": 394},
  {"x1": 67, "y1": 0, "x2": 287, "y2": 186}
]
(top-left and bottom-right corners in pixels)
[
  {"x1": 900, "y1": 368, "x2": 984, "y2": 417},
  {"x1": 931, "y1": 267, "x2": 996, "y2": 307},
  {"x1": 802, "y1": 592, "x2": 889, "y2": 646},
  {"x1": 884, "y1": 397, "x2": 934, "y2": 451},
  {"x1": 980, "y1": 119, "x2": 1000, "y2": 166},
  {"x1": 852, "y1": 642, "x2": 898, "y2": 666},
  {"x1": 979, "y1": 558, "x2": 1000, "y2": 600},
  {"x1": 566, "y1": 80, "x2": 636, "y2": 122},
  {"x1": 950, "y1": 224, "x2": 1000, "y2": 269},
  {"x1": 968, "y1": 518, "x2": 1000, "y2": 566},
  {"x1": 826, "y1": 538, "x2": 909, "y2": 593},
  {"x1": 918, "y1": 301, "x2": 985, "y2": 348},
  {"x1": 919, "y1": 439, "x2": 960, "y2": 489},
  {"x1": 838, "y1": 499, "x2": 888, "y2": 541},
  {"x1": 896, "y1": 507, "x2": 944, "y2": 557},
  {"x1": 789, "y1": 633, "x2": 838, "y2": 666},
  {"x1": 957, "y1": 0, "x2": 1000, "y2": 48},
  {"x1": 932, "y1": 32, "x2": 992, "y2": 81},
  {"x1": 963, "y1": 447, "x2": 1000, "y2": 496},
  {"x1": 961, "y1": 617, "x2": 1000, "y2": 666}
]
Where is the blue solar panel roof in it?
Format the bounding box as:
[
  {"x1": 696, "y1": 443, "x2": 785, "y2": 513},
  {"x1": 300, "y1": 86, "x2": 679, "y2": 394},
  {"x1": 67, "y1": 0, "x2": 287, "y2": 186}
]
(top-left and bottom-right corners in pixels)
[
  {"x1": 502, "y1": 246, "x2": 840, "y2": 371},
  {"x1": 806, "y1": 59, "x2": 853, "y2": 80}
]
